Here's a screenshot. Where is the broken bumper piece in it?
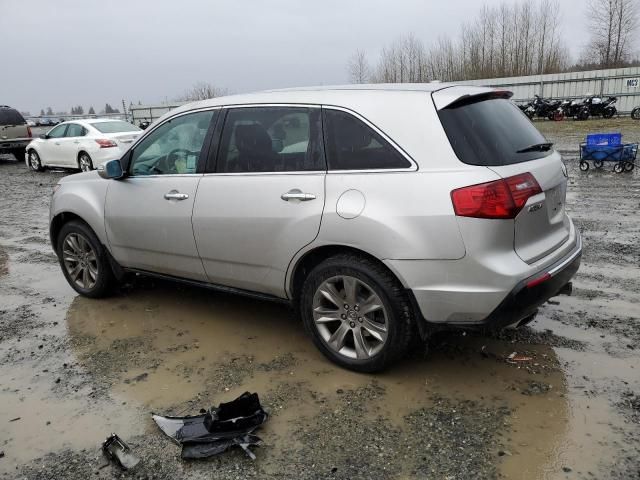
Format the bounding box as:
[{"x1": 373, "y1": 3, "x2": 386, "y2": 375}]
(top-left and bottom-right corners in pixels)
[{"x1": 153, "y1": 392, "x2": 268, "y2": 460}]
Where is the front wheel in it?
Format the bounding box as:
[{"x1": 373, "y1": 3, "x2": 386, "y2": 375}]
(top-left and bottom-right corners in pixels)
[
  {"x1": 594, "y1": 160, "x2": 604, "y2": 169},
  {"x1": 603, "y1": 107, "x2": 616, "y2": 119},
  {"x1": 632, "y1": 107, "x2": 640, "y2": 120},
  {"x1": 300, "y1": 254, "x2": 414, "y2": 372},
  {"x1": 56, "y1": 220, "x2": 115, "y2": 298},
  {"x1": 78, "y1": 153, "x2": 94, "y2": 172},
  {"x1": 580, "y1": 161, "x2": 590, "y2": 171},
  {"x1": 28, "y1": 150, "x2": 43, "y2": 172},
  {"x1": 613, "y1": 162, "x2": 624, "y2": 173},
  {"x1": 624, "y1": 161, "x2": 635, "y2": 172}
]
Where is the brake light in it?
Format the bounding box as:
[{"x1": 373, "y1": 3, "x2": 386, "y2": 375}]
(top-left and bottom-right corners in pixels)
[
  {"x1": 95, "y1": 139, "x2": 117, "y2": 148},
  {"x1": 526, "y1": 272, "x2": 550, "y2": 288},
  {"x1": 451, "y1": 172, "x2": 541, "y2": 219},
  {"x1": 27, "y1": 126, "x2": 32, "y2": 137}
]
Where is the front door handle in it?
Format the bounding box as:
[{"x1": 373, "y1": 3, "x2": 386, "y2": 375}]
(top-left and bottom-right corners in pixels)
[
  {"x1": 164, "y1": 191, "x2": 189, "y2": 201},
  {"x1": 281, "y1": 189, "x2": 316, "y2": 202}
]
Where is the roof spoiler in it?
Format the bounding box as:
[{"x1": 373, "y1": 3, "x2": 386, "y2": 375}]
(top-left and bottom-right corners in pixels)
[{"x1": 432, "y1": 86, "x2": 513, "y2": 110}]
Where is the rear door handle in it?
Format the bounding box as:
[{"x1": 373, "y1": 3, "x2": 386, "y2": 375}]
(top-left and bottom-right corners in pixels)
[
  {"x1": 164, "y1": 191, "x2": 189, "y2": 201},
  {"x1": 281, "y1": 189, "x2": 316, "y2": 202}
]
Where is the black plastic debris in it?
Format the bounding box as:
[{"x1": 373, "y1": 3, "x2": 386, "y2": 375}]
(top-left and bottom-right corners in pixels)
[
  {"x1": 153, "y1": 392, "x2": 267, "y2": 460},
  {"x1": 102, "y1": 433, "x2": 140, "y2": 470}
]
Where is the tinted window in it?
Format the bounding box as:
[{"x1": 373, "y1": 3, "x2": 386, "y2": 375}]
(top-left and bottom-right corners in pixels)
[
  {"x1": 217, "y1": 107, "x2": 324, "y2": 173},
  {"x1": 0, "y1": 108, "x2": 25, "y2": 126},
  {"x1": 322, "y1": 109, "x2": 410, "y2": 170},
  {"x1": 47, "y1": 124, "x2": 67, "y2": 138},
  {"x1": 129, "y1": 110, "x2": 214, "y2": 176},
  {"x1": 438, "y1": 98, "x2": 551, "y2": 166},
  {"x1": 65, "y1": 123, "x2": 85, "y2": 137},
  {"x1": 91, "y1": 121, "x2": 140, "y2": 133}
]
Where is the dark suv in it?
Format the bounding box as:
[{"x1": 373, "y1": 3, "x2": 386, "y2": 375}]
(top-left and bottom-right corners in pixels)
[{"x1": 0, "y1": 106, "x2": 32, "y2": 161}]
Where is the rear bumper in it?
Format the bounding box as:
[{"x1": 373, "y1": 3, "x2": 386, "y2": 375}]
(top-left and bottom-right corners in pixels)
[
  {"x1": 0, "y1": 139, "x2": 31, "y2": 151},
  {"x1": 480, "y1": 233, "x2": 581, "y2": 329}
]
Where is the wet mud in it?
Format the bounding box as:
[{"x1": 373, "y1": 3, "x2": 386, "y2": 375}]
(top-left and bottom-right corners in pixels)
[{"x1": 1, "y1": 119, "x2": 639, "y2": 480}]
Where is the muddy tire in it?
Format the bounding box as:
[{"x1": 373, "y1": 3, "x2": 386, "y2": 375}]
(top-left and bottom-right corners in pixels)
[
  {"x1": 300, "y1": 254, "x2": 415, "y2": 372},
  {"x1": 580, "y1": 161, "x2": 589, "y2": 171},
  {"x1": 28, "y1": 150, "x2": 43, "y2": 172},
  {"x1": 78, "y1": 152, "x2": 93, "y2": 172},
  {"x1": 56, "y1": 220, "x2": 115, "y2": 298}
]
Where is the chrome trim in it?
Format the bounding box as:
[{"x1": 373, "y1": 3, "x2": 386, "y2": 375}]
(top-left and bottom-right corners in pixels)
[{"x1": 548, "y1": 232, "x2": 582, "y2": 277}]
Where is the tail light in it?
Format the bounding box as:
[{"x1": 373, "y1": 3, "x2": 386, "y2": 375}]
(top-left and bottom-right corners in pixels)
[
  {"x1": 95, "y1": 139, "x2": 118, "y2": 148},
  {"x1": 27, "y1": 126, "x2": 32, "y2": 137},
  {"x1": 451, "y1": 172, "x2": 542, "y2": 219}
]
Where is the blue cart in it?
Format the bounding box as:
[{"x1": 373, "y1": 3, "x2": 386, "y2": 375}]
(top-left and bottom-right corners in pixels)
[{"x1": 579, "y1": 133, "x2": 637, "y2": 173}]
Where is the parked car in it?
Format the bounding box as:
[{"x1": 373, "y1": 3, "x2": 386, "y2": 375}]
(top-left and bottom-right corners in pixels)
[
  {"x1": 49, "y1": 84, "x2": 581, "y2": 371},
  {"x1": 0, "y1": 105, "x2": 32, "y2": 160},
  {"x1": 26, "y1": 119, "x2": 141, "y2": 172}
]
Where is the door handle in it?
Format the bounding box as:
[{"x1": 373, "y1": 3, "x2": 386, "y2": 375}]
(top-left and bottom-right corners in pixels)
[
  {"x1": 281, "y1": 189, "x2": 316, "y2": 202},
  {"x1": 164, "y1": 191, "x2": 189, "y2": 201}
]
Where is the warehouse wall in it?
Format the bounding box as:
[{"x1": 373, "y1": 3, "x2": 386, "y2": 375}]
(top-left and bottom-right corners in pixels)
[{"x1": 458, "y1": 66, "x2": 640, "y2": 114}]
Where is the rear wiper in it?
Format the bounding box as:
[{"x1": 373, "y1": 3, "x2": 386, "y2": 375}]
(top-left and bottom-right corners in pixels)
[{"x1": 516, "y1": 142, "x2": 554, "y2": 153}]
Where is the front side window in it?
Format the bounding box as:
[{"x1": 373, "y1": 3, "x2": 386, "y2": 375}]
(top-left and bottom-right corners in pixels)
[
  {"x1": 47, "y1": 124, "x2": 67, "y2": 138},
  {"x1": 216, "y1": 107, "x2": 324, "y2": 173},
  {"x1": 65, "y1": 123, "x2": 85, "y2": 137},
  {"x1": 129, "y1": 110, "x2": 214, "y2": 176},
  {"x1": 322, "y1": 109, "x2": 411, "y2": 170}
]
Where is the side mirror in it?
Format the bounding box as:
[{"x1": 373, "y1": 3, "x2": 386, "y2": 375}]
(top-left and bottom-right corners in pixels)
[
  {"x1": 97, "y1": 159, "x2": 124, "y2": 179},
  {"x1": 39, "y1": 134, "x2": 48, "y2": 140}
]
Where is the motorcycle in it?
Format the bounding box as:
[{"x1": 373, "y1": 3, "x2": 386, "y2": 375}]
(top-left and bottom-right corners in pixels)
[
  {"x1": 583, "y1": 96, "x2": 617, "y2": 119},
  {"x1": 530, "y1": 95, "x2": 564, "y2": 121}
]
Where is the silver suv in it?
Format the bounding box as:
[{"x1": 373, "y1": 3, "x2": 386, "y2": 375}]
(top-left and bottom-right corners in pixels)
[{"x1": 49, "y1": 84, "x2": 581, "y2": 372}]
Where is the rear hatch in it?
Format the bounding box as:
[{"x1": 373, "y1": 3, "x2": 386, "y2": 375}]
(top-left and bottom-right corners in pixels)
[
  {"x1": 0, "y1": 108, "x2": 29, "y2": 141},
  {"x1": 434, "y1": 88, "x2": 570, "y2": 264}
]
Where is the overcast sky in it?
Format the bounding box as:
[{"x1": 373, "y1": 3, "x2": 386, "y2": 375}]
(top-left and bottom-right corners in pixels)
[{"x1": 1, "y1": 0, "x2": 593, "y2": 114}]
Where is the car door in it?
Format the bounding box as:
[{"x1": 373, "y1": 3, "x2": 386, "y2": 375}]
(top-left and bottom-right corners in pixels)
[
  {"x1": 192, "y1": 106, "x2": 326, "y2": 297},
  {"x1": 104, "y1": 109, "x2": 217, "y2": 281},
  {"x1": 59, "y1": 123, "x2": 85, "y2": 166},
  {"x1": 40, "y1": 124, "x2": 68, "y2": 165}
]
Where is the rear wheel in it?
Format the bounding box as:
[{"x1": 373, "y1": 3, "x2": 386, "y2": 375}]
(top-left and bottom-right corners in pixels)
[
  {"x1": 632, "y1": 107, "x2": 640, "y2": 120},
  {"x1": 594, "y1": 160, "x2": 604, "y2": 169},
  {"x1": 56, "y1": 220, "x2": 115, "y2": 298},
  {"x1": 300, "y1": 254, "x2": 414, "y2": 372},
  {"x1": 624, "y1": 161, "x2": 635, "y2": 172},
  {"x1": 603, "y1": 107, "x2": 616, "y2": 119},
  {"x1": 579, "y1": 161, "x2": 589, "y2": 171},
  {"x1": 613, "y1": 162, "x2": 624, "y2": 173},
  {"x1": 553, "y1": 111, "x2": 564, "y2": 121},
  {"x1": 78, "y1": 152, "x2": 93, "y2": 172},
  {"x1": 577, "y1": 108, "x2": 589, "y2": 121},
  {"x1": 28, "y1": 150, "x2": 43, "y2": 172}
]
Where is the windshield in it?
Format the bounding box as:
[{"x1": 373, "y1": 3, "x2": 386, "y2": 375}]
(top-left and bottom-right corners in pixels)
[
  {"x1": 90, "y1": 121, "x2": 140, "y2": 133},
  {"x1": 437, "y1": 98, "x2": 552, "y2": 166}
]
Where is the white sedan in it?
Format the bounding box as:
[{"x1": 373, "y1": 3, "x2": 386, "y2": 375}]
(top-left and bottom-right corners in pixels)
[{"x1": 25, "y1": 119, "x2": 141, "y2": 172}]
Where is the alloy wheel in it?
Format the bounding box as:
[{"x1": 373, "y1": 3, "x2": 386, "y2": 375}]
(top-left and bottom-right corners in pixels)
[
  {"x1": 79, "y1": 155, "x2": 92, "y2": 172},
  {"x1": 312, "y1": 275, "x2": 388, "y2": 360},
  {"x1": 29, "y1": 151, "x2": 40, "y2": 170},
  {"x1": 62, "y1": 232, "x2": 98, "y2": 290}
]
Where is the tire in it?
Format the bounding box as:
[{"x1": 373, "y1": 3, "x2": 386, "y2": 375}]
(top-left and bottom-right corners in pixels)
[
  {"x1": 577, "y1": 108, "x2": 589, "y2": 121},
  {"x1": 299, "y1": 254, "x2": 415, "y2": 372},
  {"x1": 594, "y1": 160, "x2": 604, "y2": 169},
  {"x1": 580, "y1": 161, "x2": 589, "y2": 171},
  {"x1": 56, "y1": 220, "x2": 115, "y2": 298},
  {"x1": 12, "y1": 148, "x2": 26, "y2": 162},
  {"x1": 632, "y1": 107, "x2": 640, "y2": 120},
  {"x1": 613, "y1": 162, "x2": 624, "y2": 173},
  {"x1": 553, "y1": 111, "x2": 565, "y2": 121},
  {"x1": 78, "y1": 152, "x2": 94, "y2": 172},
  {"x1": 603, "y1": 107, "x2": 616, "y2": 119},
  {"x1": 624, "y1": 161, "x2": 635, "y2": 172},
  {"x1": 27, "y1": 149, "x2": 43, "y2": 172}
]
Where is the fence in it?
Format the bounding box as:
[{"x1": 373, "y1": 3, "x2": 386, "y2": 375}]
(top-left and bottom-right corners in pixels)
[
  {"x1": 458, "y1": 66, "x2": 640, "y2": 114},
  {"x1": 129, "y1": 103, "x2": 187, "y2": 125}
]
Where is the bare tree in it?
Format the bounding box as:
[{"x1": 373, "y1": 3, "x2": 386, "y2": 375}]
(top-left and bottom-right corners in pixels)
[
  {"x1": 347, "y1": 50, "x2": 371, "y2": 83},
  {"x1": 176, "y1": 82, "x2": 227, "y2": 101},
  {"x1": 583, "y1": 0, "x2": 638, "y2": 67}
]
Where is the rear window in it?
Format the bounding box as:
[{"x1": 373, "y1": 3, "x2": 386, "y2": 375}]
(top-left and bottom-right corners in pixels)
[
  {"x1": 90, "y1": 121, "x2": 140, "y2": 133},
  {"x1": 0, "y1": 108, "x2": 25, "y2": 126},
  {"x1": 438, "y1": 98, "x2": 551, "y2": 166}
]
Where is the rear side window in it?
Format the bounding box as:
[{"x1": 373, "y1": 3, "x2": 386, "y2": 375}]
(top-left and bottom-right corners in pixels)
[
  {"x1": 91, "y1": 121, "x2": 140, "y2": 133},
  {"x1": 216, "y1": 107, "x2": 324, "y2": 173},
  {"x1": 438, "y1": 98, "x2": 551, "y2": 166},
  {"x1": 322, "y1": 109, "x2": 410, "y2": 170},
  {"x1": 65, "y1": 124, "x2": 85, "y2": 137},
  {"x1": 0, "y1": 108, "x2": 25, "y2": 126}
]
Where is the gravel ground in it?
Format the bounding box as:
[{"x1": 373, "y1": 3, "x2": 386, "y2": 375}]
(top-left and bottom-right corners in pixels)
[{"x1": 1, "y1": 116, "x2": 639, "y2": 480}]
